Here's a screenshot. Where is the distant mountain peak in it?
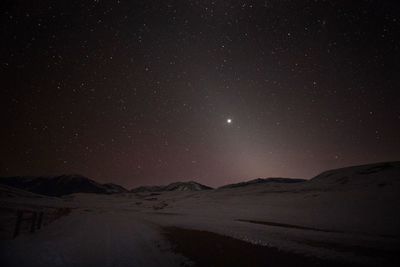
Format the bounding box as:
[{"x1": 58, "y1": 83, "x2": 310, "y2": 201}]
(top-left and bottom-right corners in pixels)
[
  {"x1": 165, "y1": 181, "x2": 213, "y2": 191},
  {"x1": 103, "y1": 183, "x2": 129, "y2": 193},
  {"x1": 131, "y1": 181, "x2": 212, "y2": 193}
]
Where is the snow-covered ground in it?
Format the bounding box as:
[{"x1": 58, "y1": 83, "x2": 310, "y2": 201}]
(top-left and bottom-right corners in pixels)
[
  {"x1": 1, "y1": 208, "x2": 184, "y2": 267},
  {"x1": 1, "y1": 162, "x2": 399, "y2": 266}
]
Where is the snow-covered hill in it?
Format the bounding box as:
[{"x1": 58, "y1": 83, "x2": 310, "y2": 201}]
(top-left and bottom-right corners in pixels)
[
  {"x1": 219, "y1": 177, "x2": 306, "y2": 189},
  {"x1": 131, "y1": 181, "x2": 212, "y2": 193},
  {"x1": 1, "y1": 161, "x2": 399, "y2": 266},
  {"x1": 306, "y1": 161, "x2": 400, "y2": 189},
  {"x1": 102, "y1": 183, "x2": 129, "y2": 193},
  {"x1": 164, "y1": 181, "x2": 212, "y2": 191}
]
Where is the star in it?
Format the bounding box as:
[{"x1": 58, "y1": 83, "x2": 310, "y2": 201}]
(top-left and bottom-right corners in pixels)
[{"x1": 1, "y1": 0, "x2": 397, "y2": 189}]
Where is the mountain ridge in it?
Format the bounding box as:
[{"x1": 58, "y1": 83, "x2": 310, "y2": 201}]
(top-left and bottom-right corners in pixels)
[
  {"x1": 2, "y1": 161, "x2": 398, "y2": 196},
  {"x1": 131, "y1": 181, "x2": 212, "y2": 193},
  {"x1": 219, "y1": 177, "x2": 306, "y2": 189},
  {"x1": 0, "y1": 174, "x2": 128, "y2": 196}
]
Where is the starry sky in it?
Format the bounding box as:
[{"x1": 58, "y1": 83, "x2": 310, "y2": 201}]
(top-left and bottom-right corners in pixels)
[{"x1": 1, "y1": 0, "x2": 399, "y2": 188}]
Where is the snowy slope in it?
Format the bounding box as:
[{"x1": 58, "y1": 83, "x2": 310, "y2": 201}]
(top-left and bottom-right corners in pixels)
[
  {"x1": 164, "y1": 181, "x2": 213, "y2": 191},
  {"x1": 306, "y1": 161, "x2": 400, "y2": 190},
  {"x1": 131, "y1": 181, "x2": 212, "y2": 192},
  {"x1": 219, "y1": 177, "x2": 306, "y2": 189},
  {"x1": 1, "y1": 161, "x2": 399, "y2": 266}
]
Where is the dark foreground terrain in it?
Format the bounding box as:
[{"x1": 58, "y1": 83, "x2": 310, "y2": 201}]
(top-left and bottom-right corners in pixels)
[
  {"x1": 1, "y1": 162, "x2": 399, "y2": 266},
  {"x1": 163, "y1": 227, "x2": 364, "y2": 267}
]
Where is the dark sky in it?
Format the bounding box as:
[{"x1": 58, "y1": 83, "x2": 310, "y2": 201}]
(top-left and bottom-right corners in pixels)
[{"x1": 1, "y1": 0, "x2": 399, "y2": 188}]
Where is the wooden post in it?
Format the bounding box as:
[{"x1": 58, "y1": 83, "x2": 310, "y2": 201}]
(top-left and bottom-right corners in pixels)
[
  {"x1": 37, "y1": 212, "x2": 44, "y2": 229},
  {"x1": 13, "y1": 210, "x2": 23, "y2": 238},
  {"x1": 30, "y1": 212, "x2": 37, "y2": 233}
]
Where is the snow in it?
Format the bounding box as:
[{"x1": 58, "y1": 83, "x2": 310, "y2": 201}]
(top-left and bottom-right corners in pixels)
[
  {"x1": 1, "y1": 209, "x2": 184, "y2": 267},
  {"x1": 1, "y1": 161, "x2": 399, "y2": 266}
]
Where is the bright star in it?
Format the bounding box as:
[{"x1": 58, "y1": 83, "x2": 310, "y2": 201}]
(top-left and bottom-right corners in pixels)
[{"x1": 227, "y1": 118, "x2": 232, "y2": 124}]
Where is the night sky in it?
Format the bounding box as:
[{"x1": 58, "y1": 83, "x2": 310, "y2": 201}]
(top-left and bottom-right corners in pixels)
[{"x1": 1, "y1": 0, "x2": 399, "y2": 188}]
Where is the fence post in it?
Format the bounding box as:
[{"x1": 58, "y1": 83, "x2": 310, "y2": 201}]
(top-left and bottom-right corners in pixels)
[
  {"x1": 30, "y1": 212, "x2": 37, "y2": 233},
  {"x1": 13, "y1": 210, "x2": 23, "y2": 238}
]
